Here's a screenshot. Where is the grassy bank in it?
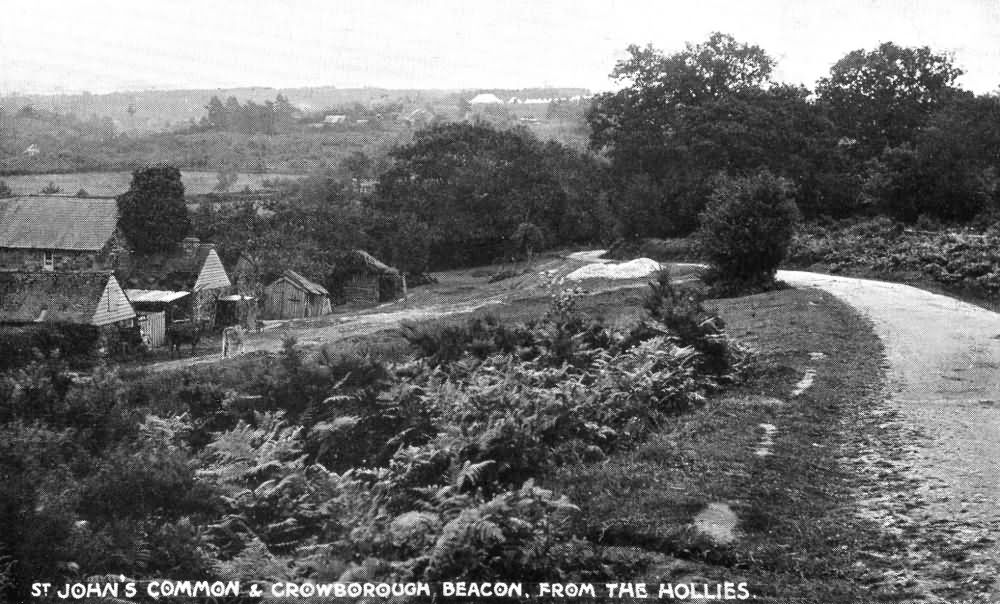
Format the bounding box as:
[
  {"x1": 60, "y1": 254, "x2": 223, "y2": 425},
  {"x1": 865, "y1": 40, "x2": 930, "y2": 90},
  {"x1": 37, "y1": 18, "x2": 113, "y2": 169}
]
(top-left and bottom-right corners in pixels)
[{"x1": 544, "y1": 287, "x2": 921, "y2": 601}]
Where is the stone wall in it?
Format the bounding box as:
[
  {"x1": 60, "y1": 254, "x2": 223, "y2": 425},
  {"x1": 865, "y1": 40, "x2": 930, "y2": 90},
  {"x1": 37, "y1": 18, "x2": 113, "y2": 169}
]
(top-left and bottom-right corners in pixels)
[
  {"x1": 0, "y1": 241, "x2": 130, "y2": 273},
  {"x1": 0, "y1": 248, "x2": 98, "y2": 271}
]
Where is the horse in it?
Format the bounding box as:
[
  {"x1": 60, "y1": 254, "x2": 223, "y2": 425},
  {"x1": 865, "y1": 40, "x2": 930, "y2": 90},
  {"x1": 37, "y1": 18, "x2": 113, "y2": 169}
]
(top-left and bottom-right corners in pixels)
[{"x1": 165, "y1": 320, "x2": 205, "y2": 358}]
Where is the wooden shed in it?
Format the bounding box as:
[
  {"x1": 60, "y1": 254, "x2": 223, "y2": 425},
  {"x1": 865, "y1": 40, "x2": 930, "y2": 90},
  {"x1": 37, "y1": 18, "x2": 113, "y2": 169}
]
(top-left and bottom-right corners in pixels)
[
  {"x1": 137, "y1": 311, "x2": 166, "y2": 348},
  {"x1": 118, "y1": 237, "x2": 231, "y2": 325},
  {"x1": 263, "y1": 270, "x2": 332, "y2": 319},
  {"x1": 124, "y1": 289, "x2": 191, "y2": 347},
  {"x1": 338, "y1": 250, "x2": 406, "y2": 306}
]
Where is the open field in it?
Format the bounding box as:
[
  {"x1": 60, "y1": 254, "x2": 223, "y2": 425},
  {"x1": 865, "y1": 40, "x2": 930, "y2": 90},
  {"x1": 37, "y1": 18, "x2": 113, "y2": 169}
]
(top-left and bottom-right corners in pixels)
[{"x1": 0, "y1": 170, "x2": 303, "y2": 197}]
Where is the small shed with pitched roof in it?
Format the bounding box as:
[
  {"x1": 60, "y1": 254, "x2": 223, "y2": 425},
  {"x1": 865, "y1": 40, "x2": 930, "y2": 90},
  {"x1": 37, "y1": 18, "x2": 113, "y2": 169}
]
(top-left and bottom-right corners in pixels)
[
  {"x1": 336, "y1": 250, "x2": 405, "y2": 306},
  {"x1": 263, "y1": 269, "x2": 332, "y2": 319}
]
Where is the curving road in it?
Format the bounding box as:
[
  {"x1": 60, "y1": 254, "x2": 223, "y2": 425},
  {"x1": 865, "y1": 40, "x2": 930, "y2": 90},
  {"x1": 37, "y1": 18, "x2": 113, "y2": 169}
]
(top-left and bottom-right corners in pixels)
[{"x1": 779, "y1": 270, "x2": 1000, "y2": 597}]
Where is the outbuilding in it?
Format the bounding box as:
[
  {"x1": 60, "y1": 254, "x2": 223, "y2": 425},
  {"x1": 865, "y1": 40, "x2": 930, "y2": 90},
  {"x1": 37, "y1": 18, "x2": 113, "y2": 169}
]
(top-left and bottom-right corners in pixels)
[
  {"x1": 118, "y1": 237, "x2": 231, "y2": 325},
  {"x1": 336, "y1": 250, "x2": 405, "y2": 306},
  {"x1": 0, "y1": 271, "x2": 138, "y2": 357},
  {"x1": 263, "y1": 270, "x2": 332, "y2": 319}
]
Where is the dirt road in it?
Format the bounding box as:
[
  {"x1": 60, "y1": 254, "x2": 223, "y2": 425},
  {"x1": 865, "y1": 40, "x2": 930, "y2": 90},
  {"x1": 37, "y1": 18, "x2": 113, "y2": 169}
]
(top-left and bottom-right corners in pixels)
[
  {"x1": 145, "y1": 296, "x2": 509, "y2": 372},
  {"x1": 144, "y1": 252, "x2": 689, "y2": 373},
  {"x1": 779, "y1": 270, "x2": 1000, "y2": 598}
]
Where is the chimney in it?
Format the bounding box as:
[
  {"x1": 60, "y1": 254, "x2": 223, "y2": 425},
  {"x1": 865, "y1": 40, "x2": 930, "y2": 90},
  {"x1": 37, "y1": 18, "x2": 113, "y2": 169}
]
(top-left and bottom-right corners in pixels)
[{"x1": 182, "y1": 237, "x2": 200, "y2": 258}]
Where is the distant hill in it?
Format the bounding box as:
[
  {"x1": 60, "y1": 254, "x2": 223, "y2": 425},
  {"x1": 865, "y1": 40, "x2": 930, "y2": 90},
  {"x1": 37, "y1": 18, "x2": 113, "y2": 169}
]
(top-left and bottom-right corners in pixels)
[{"x1": 0, "y1": 86, "x2": 591, "y2": 133}]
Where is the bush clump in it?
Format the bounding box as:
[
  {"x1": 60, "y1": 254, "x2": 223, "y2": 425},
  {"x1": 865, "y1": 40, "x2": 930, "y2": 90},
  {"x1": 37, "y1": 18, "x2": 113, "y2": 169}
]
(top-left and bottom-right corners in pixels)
[{"x1": 698, "y1": 170, "x2": 800, "y2": 293}]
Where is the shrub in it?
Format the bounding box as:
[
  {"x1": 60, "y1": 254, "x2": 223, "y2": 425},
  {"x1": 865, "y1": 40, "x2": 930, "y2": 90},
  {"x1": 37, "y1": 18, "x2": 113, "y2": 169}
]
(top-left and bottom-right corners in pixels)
[
  {"x1": 0, "y1": 324, "x2": 100, "y2": 371},
  {"x1": 400, "y1": 315, "x2": 535, "y2": 366},
  {"x1": 698, "y1": 170, "x2": 800, "y2": 289},
  {"x1": 864, "y1": 144, "x2": 990, "y2": 223},
  {"x1": 510, "y1": 222, "x2": 546, "y2": 260},
  {"x1": 641, "y1": 270, "x2": 733, "y2": 375},
  {"x1": 40, "y1": 181, "x2": 62, "y2": 195}
]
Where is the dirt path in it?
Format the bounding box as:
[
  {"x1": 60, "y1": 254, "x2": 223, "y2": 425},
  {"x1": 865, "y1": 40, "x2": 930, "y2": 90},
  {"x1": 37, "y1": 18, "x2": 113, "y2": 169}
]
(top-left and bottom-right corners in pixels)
[
  {"x1": 778, "y1": 270, "x2": 1000, "y2": 598},
  {"x1": 144, "y1": 295, "x2": 509, "y2": 372},
  {"x1": 144, "y1": 253, "x2": 685, "y2": 373}
]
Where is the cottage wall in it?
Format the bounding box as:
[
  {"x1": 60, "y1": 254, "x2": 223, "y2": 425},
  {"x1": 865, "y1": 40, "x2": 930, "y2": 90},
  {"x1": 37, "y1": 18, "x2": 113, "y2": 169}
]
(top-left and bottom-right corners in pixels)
[
  {"x1": 0, "y1": 248, "x2": 99, "y2": 271},
  {"x1": 0, "y1": 232, "x2": 130, "y2": 273}
]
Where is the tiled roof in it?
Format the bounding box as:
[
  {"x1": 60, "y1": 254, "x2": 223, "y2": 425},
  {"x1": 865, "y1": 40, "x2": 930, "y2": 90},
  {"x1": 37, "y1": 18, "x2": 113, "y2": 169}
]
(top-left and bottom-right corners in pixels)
[
  {"x1": 120, "y1": 241, "x2": 230, "y2": 292},
  {"x1": 0, "y1": 196, "x2": 119, "y2": 251},
  {"x1": 0, "y1": 271, "x2": 134, "y2": 325}
]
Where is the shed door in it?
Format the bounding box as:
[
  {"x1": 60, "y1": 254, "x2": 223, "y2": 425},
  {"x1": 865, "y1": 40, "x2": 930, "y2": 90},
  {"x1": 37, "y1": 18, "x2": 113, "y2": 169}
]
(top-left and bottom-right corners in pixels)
[
  {"x1": 138, "y1": 311, "x2": 166, "y2": 348},
  {"x1": 281, "y1": 283, "x2": 303, "y2": 318}
]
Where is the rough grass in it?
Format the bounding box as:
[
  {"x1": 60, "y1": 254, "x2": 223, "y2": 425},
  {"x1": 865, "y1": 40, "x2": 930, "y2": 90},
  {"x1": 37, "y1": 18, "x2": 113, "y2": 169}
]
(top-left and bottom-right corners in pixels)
[
  {"x1": 119, "y1": 286, "x2": 652, "y2": 391},
  {"x1": 785, "y1": 220, "x2": 1000, "y2": 313},
  {"x1": 117, "y1": 277, "x2": 920, "y2": 600},
  {"x1": 604, "y1": 237, "x2": 703, "y2": 263},
  {"x1": 544, "y1": 288, "x2": 913, "y2": 601}
]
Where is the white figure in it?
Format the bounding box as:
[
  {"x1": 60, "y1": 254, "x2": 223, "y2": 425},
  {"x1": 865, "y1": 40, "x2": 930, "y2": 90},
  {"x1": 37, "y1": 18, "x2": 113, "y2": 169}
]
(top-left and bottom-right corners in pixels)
[{"x1": 222, "y1": 326, "x2": 245, "y2": 358}]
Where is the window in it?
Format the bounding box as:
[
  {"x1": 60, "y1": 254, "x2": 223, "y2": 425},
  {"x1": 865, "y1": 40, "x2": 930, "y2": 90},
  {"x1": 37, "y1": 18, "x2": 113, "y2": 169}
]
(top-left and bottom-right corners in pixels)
[{"x1": 42, "y1": 251, "x2": 54, "y2": 271}]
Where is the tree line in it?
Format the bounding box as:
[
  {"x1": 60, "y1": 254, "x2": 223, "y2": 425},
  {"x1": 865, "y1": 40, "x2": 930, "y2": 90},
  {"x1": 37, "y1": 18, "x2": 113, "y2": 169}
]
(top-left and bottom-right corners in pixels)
[
  {"x1": 143, "y1": 34, "x2": 1000, "y2": 292},
  {"x1": 588, "y1": 34, "x2": 999, "y2": 231},
  {"x1": 200, "y1": 94, "x2": 298, "y2": 134}
]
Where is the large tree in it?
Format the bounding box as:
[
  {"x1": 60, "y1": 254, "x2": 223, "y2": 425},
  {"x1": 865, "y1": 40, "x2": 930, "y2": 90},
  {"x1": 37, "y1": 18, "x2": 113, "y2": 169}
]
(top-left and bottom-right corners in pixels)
[
  {"x1": 587, "y1": 33, "x2": 849, "y2": 231},
  {"x1": 117, "y1": 166, "x2": 191, "y2": 254},
  {"x1": 588, "y1": 32, "x2": 775, "y2": 175},
  {"x1": 865, "y1": 94, "x2": 1000, "y2": 222},
  {"x1": 205, "y1": 96, "x2": 226, "y2": 129},
  {"x1": 816, "y1": 42, "x2": 965, "y2": 157},
  {"x1": 376, "y1": 122, "x2": 602, "y2": 267}
]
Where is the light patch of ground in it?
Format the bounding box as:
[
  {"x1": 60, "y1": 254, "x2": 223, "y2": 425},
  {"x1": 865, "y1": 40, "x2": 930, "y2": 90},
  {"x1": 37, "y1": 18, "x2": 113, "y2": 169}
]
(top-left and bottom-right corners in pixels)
[
  {"x1": 790, "y1": 369, "x2": 816, "y2": 397},
  {"x1": 754, "y1": 423, "x2": 778, "y2": 458},
  {"x1": 565, "y1": 258, "x2": 662, "y2": 281},
  {"x1": 692, "y1": 502, "x2": 739, "y2": 546},
  {"x1": 145, "y1": 250, "x2": 673, "y2": 373},
  {"x1": 566, "y1": 249, "x2": 613, "y2": 263}
]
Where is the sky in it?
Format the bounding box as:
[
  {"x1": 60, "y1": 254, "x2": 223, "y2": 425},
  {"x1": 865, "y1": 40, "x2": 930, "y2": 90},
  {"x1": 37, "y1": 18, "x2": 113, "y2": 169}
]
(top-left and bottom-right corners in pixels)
[{"x1": 1, "y1": 0, "x2": 998, "y2": 95}]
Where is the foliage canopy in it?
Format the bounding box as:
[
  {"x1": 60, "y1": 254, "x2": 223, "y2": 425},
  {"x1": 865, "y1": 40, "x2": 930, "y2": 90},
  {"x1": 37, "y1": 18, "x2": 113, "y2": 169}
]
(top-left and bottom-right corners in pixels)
[{"x1": 117, "y1": 165, "x2": 191, "y2": 254}]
